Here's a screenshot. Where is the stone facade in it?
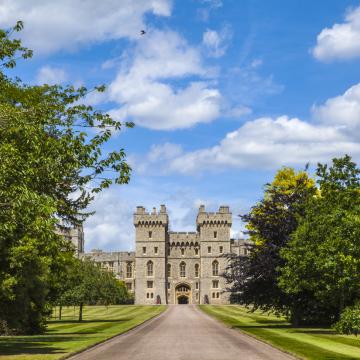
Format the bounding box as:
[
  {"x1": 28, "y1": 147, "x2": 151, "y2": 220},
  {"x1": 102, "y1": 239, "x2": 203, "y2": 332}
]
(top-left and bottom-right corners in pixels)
[
  {"x1": 57, "y1": 225, "x2": 85, "y2": 256},
  {"x1": 69, "y1": 205, "x2": 249, "y2": 304}
]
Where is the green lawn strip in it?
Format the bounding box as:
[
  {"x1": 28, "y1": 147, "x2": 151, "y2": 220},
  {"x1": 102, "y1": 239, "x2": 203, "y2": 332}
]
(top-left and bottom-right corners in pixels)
[
  {"x1": 0, "y1": 305, "x2": 166, "y2": 360},
  {"x1": 200, "y1": 305, "x2": 360, "y2": 360}
]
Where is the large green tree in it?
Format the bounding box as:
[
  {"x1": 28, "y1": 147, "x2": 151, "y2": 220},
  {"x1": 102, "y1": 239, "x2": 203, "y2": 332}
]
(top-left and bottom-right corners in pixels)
[
  {"x1": 0, "y1": 23, "x2": 132, "y2": 334},
  {"x1": 224, "y1": 167, "x2": 320, "y2": 324},
  {"x1": 279, "y1": 156, "x2": 360, "y2": 323},
  {"x1": 60, "y1": 259, "x2": 131, "y2": 321}
]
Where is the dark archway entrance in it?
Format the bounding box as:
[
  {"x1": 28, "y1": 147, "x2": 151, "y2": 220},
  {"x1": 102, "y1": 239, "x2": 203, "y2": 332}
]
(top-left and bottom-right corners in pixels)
[
  {"x1": 175, "y1": 283, "x2": 191, "y2": 304},
  {"x1": 178, "y1": 295, "x2": 189, "y2": 304}
]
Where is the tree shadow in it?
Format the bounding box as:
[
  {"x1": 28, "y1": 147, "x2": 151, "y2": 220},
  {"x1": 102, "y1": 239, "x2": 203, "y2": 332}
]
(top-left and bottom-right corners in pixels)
[
  {"x1": 49, "y1": 318, "x2": 129, "y2": 325},
  {"x1": 0, "y1": 335, "x2": 82, "y2": 356}
]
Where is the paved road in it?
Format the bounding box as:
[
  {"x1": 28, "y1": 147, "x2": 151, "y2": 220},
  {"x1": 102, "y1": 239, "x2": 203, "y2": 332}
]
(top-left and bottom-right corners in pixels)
[{"x1": 69, "y1": 305, "x2": 295, "y2": 360}]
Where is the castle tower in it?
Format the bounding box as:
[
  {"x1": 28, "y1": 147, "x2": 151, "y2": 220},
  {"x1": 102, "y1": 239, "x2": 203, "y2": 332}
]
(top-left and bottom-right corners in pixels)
[
  {"x1": 134, "y1": 205, "x2": 168, "y2": 304},
  {"x1": 197, "y1": 205, "x2": 232, "y2": 304}
]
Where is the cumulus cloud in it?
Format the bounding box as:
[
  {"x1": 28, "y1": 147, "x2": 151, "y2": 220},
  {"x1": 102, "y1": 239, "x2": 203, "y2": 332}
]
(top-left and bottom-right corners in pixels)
[
  {"x1": 168, "y1": 116, "x2": 358, "y2": 173},
  {"x1": 36, "y1": 66, "x2": 67, "y2": 85},
  {"x1": 202, "y1": 26, "x2": 232, "y2": 58},
  {"x1": 312, "y1": 83, "x2": 360, "y2": 132},
  {"x1": 0, "y1": 0, "x2": 171, "y2": 54},
  {"x1": 312, "y1": 6, "x2": 360, "y2": 61},
  {"x1": 136, "y1": 82, "x2": 360, "y2": 174},
  {"x1": 108, "y1": 30, "x2": 222, "y2": 130}
]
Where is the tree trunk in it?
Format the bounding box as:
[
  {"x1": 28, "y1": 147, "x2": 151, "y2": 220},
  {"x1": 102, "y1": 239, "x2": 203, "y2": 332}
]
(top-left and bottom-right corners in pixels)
[
  {"x1": 59, "y1": 305, "x2": 62, "y2": 320},
  {"x1": 79, "y1": 303, "x2": 83, "y2": 322}
]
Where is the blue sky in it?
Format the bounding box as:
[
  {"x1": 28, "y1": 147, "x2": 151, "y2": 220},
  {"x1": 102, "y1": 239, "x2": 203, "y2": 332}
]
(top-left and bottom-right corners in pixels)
[{"x1": 2, "y1": 0, "x2": 360, "y2": 250}]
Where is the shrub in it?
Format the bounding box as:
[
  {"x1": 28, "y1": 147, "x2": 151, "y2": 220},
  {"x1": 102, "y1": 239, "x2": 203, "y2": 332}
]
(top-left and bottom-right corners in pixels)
[{"x1": 334, "y1": 303, "x2": 360, "y2": 336}]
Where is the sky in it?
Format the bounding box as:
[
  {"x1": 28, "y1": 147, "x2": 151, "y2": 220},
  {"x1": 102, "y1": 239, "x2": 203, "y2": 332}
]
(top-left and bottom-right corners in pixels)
[{"x1": 1, "y1": 0, "x2": 360, "y2": 251}]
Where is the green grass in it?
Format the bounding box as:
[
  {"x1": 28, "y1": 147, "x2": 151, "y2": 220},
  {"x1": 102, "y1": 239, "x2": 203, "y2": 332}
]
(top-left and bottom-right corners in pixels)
[
  {"x1": 0, "y1": 305, "x2": 166, "y2": 360},
  {"x1": 200, "y1": 305, "x2": 360, "y2": 360}
]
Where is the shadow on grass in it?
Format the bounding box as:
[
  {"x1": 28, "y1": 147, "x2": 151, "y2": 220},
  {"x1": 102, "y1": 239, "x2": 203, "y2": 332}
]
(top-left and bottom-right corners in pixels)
[
  {"x1": 0, "y1": 335, "x2": 83, "y2": 356},
  {"x1": 49, "y1": 318, "x2": 130, "y2": 325}
]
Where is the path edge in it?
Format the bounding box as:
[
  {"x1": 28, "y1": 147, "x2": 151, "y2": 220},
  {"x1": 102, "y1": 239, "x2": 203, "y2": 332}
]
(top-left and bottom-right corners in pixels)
[
  {"x1": 63, "y1": 305, "x2": 169, "y2": 360},
  {"x1": 196, "y1": 305, "x2": 301, "y2": 360}
]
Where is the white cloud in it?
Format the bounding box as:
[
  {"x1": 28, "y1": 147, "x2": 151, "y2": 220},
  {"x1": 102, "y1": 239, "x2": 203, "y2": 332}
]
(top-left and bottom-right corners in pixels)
[
  {"x1": 312, "y1": 6, "x2": 360, "y2": 61},
  {"x1": 136, "y1": 83, "x2": 360, "y2": 174},
  {"x1": 202, "y1": 26, "x2": 232, "y2": 58},
  {"x1": 312, "y1": 83, "x2": 360, "y2": 133},
  {"x1": 168, "y1": 116, "x2": 359, "y2": 173},
  {"x1": 108, "y1": 30, "x2": 222, "y2": 130},
  {"x1": 36, "y1": 66, "x2": 67, "y2": 85},
  {"x1": 0, "y1": 0, "x2": 171, "y2": 54},
  {"x1": 198, "y1": 0, "x2": 223, "y2": 21}
]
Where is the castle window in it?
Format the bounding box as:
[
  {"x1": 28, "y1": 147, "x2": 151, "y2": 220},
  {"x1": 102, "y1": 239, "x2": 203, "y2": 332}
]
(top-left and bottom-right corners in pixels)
[
  {"x1": 126, "y1": 262, "x2": 132, "y2": 278},
  {"x1": 147, "y1": 260, "x2": 153, "y2": 277},
  {"x1": 146, "y1": 293, "x2": 149, "y2": 298},
  {"x1": 126, "y1": 282, "x2": 132, "y2": 291},
  {"x1": 219, "y1": 246, "x2": 223, "y2": 254},
  {"x1": 150, "y1": 293, "x2": 154, "y2": 299},
  {"x1": 180, "y1": 262, "x2": 186, "y2": 277},
  {"x1": 208, "y1": 246, "x2": 211, "y2": 254},
  {"x1": 216, "y1": 292, "x2": 220, "y2": 298},
  {"x1": 195, "y1": 248, "x2": 199, "y2": 255},
  {"x1": 212, "y1": 292, "x2": 215, "y2": 298},
  {"x1": 181, "y1": 248, "x2": 185, "y2": 256},
  {"x1": 212, "y1": 260, "x2": 219, "y2": 276},
  {"x1": 147, "y1": 280, "x2": 153, "y2": 288},
  {"x1": 143, "y1": 246, "x2": 146, "y2": 255},
  {"x1": 195, "y1": 264, "x2": 199, "y2": 277},
  {"x1": 149, "y1": 231, "x2": 152, "y2": 239},
  {"x1": 196, "y1": 282, "x2": 199, "y2": 289},
  {"x1": 154, "y1": 246, "x2": 158, "y2": 254},
  {"x1": 212, "y1": 280, "x2": 219, "y2": 288},
  {"x1": 214, "y1": 231, "x2": 217, "y2": 238},
  {"x1": 167, "y1": 263, "x2": 171, "y2": 277}
]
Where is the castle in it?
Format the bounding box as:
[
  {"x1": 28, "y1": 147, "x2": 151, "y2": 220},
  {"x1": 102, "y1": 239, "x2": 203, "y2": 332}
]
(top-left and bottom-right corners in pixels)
[{"x1": 70, "y1": 205, "x2": 249, "y2": 305}]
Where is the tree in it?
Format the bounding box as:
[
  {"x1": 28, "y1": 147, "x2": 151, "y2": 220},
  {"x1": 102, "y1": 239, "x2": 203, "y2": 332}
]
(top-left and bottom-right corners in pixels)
[
  {"x1": 279, "y1": 156, "x2": 360, "y2": 323},
  {"x1": 0, "y1": 23, "x2": 132, "y2": 333},
  {"x1": 60, "y1": 259, "x2": 131, "y2": 321},
  {"x1": 224, "y1": 167, "x2": 318, "y2": 324}
]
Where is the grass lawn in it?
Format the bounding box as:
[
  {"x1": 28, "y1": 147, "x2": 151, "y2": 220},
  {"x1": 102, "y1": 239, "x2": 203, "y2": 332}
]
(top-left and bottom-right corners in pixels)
[
  {"x1": 0, "y1": 305, "x2": 166, "y2": 360},
  {"x1": 200, "y1": 305, "x2": 360, "y2": 360}
]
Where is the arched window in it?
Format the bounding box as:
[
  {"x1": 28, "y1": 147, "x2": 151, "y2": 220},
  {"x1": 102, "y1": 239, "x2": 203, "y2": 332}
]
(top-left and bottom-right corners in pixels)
[
  {"x1": 212, "y1": 260, "x2": 219, "y2": 276},
  {"x1": 167, "y1": 263, "x2": 171, "y2": 277},
  {"x1": 195, "y1": 248, "x2": 199, "y2": 255},
  {"x1": 126, "y1": 262, "x2": 132, "y2": 278},
  {"x1": 195, "y1": 263, "x2": 199, "y2": 277},
  {"x1": 180, "y1": 262, "x2": 186, "y2": 277},
  {"x1": 147, "y1": 260, "x2": 153, "y2": 277}
]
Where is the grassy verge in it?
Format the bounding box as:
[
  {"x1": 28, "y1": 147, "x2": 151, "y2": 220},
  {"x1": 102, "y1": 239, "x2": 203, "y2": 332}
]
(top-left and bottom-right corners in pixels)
[
  {"x1": 0, "y1": 305, "x2": 166, "y2": 360},
  {"x1": 199, "y1": 305, "x2": 360, "y2": 360}
]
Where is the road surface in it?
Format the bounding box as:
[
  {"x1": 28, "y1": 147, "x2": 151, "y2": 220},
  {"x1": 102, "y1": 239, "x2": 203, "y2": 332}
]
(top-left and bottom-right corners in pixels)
[{"x1": 69, "y1": 305, "x2": 295, "y2": 360}]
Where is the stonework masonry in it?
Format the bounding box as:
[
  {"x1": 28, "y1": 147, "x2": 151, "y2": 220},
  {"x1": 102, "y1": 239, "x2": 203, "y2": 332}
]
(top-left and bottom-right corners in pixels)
[{"x1": 69, "y1": 205, "x2": 250, "y2": 305}]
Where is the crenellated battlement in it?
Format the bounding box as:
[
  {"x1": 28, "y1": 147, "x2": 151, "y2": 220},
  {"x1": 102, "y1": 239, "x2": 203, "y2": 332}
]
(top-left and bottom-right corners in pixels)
[
  {"x1": 134, "y1": 205, "x2": 168, "y2": 227},
  {"x1": 196, "y1": 205, "x2": 232, "y2": 227}
]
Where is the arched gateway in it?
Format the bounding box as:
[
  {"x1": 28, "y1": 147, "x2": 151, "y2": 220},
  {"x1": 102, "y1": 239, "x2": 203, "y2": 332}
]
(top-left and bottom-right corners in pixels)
[{"x1": 175, "y1": 283, "x2": 191, "y2": 304}]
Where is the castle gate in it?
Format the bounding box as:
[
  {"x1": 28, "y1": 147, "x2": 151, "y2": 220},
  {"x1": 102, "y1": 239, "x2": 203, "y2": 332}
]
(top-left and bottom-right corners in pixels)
[{"x1": 175, "y1": 283, "x2": 191, "y2": 304}]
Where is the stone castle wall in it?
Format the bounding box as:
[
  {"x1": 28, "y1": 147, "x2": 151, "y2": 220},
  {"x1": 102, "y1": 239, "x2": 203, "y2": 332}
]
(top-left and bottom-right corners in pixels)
[{"x1": 68, "y1": 204, "x2": 251, "y2": 305}]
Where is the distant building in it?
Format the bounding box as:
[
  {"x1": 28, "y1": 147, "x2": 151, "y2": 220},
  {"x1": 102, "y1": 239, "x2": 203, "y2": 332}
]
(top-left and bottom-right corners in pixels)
[
  {"x1": 57, "y1": 224, "x2": 84, "y2": 257},
  {"x1": 68, "y1": 205, "x2": 250, "y2": 305}
]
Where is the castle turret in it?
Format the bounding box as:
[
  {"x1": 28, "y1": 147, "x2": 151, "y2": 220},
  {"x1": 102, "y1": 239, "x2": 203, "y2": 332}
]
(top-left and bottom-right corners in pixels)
[
  {"x1": 134, "y1": 205, "x2": 168, "y2": 304},
  {"x1": 196, "y1": 205, "x2": 232, "y2": 304}
]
